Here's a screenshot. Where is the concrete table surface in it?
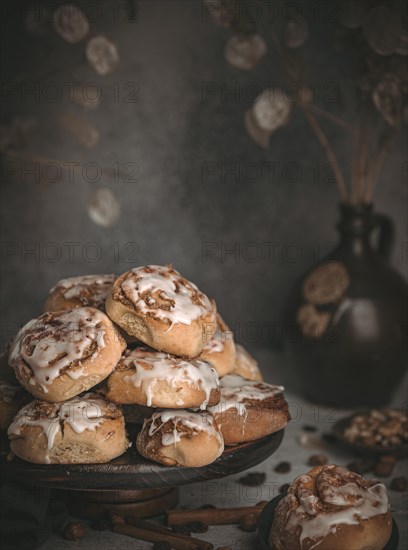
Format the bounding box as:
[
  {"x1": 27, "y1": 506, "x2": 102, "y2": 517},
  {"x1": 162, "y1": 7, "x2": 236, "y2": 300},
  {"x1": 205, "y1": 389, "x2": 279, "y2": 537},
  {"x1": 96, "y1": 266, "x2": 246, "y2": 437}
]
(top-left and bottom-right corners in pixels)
[{"x1": 40, "y1": 348, "x2": 408, "y2": 549}]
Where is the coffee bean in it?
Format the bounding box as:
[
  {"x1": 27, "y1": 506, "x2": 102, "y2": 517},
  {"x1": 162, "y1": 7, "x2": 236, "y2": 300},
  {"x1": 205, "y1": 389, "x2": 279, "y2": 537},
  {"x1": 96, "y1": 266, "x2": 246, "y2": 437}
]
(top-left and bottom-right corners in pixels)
[
  {"x1": 238, "y1": 472, "x2": 266, "y2": 486},
  {"x1": 390, "y1": 477, "x2": 408, "y2": 492},
  {"x1": 347, "y1": 460, "x2": 373, "y2": 475},
  {"x1": 274, "y1": 461, "x2": 291, "y2": 473},
  {"x1": 374, "y1": 455, "x2": 396, "y2": 477},
  {"x1": 308, "y1": 454, "x2": 328, "y2": 466},
  {"x1": 303, "y1": 424, "x2": 318, "y2": 432}
]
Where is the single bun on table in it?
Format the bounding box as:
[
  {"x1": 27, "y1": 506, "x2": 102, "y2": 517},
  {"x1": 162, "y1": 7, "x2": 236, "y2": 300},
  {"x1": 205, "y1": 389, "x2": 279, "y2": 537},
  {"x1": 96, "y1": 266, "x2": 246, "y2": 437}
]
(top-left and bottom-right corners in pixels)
[
  {"x1": 9, "y1": 307, "x2": 126, "y2": 402},
  {"x1": 106, "y1": 347, "x2": 220, "y2": 409},
  {"x1": 232, "y1": 344, "x2": 263, "y2": 381},
  {"x1": 208, "y1": 374, "x2": 289, "y2": 446},
  {"x1": 0, "y1": 378, "x2": 30, "y2": 431},
  {"x1": 136, "y1": 409, "x2": 224, "y2": 467},
  {"x1": 198, "y1": 314, "x2": 236, "y2": 377},
  {"x1": 43, "y1": 274, "x2": 116, "y2": 312},
  {"x1": 8, "y1": 392, "x2": 129, "y2": 464},
  {"x1": 105, "y1": 265, "x2": 217, "y2": 358},
  {"x1": 269, "y1": 464, "x2": 392, "y2": 550}
]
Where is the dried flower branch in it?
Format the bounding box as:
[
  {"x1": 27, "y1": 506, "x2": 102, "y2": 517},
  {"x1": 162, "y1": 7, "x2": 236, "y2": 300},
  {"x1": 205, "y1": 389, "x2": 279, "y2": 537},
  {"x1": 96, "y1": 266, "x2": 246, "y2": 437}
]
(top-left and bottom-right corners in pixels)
[{"x1": 302, "y1": 108, "x2": 348, "y2": 202}]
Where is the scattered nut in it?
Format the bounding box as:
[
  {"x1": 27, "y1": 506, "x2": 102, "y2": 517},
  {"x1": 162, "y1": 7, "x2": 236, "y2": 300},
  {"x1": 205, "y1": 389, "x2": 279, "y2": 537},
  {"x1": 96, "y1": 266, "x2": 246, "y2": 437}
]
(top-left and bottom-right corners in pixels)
[
  {"x1": 108, "y1": 512, "x2": 125, "y2": 525},
  {"x1": 62, "y1": 522, "x2": 86, "y2": 541},
  {"x1": 239, "y1": 514, "x2": 258, "y2": 532}
]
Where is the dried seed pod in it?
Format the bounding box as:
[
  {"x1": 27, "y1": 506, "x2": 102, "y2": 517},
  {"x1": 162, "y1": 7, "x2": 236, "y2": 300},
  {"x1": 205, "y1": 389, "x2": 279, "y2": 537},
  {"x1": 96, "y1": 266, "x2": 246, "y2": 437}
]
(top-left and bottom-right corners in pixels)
[
  {"x1": 53, "y1": 5, "x2": 89, "y2": 44},
  {"x1": 372, "y1": 74, "x2": 402, "y2": 126},
  {"x1": 225, "y1": 33, "x2": 267, "y2": 70},
  {"x1": 362, "y1": 6, "x2": 402, "y2": 56},
  {"x1": 252, "y1": 88, "x2": 292, "y2": 132},
  {"x1": 88, "y1": 188, "x2": 120, "y2": 228},
  {"x1": 60, "y1": 112, "x2": 99, "y2": 149},
  {"x1": 284, "y1": 18, "x2": 309, "y2": 49},
  {"x1": 244, "y1": 109, "x2": 270, "y2": 148},
  {"x1": 296, "y1": 304, "x2": 330, "y2": 340},
  {"x1": 338, "y1": 1, "x2": 368, "y2": 29},
  {"x1": 86, "y1": 35, "x2": 119, "y2": 75}
]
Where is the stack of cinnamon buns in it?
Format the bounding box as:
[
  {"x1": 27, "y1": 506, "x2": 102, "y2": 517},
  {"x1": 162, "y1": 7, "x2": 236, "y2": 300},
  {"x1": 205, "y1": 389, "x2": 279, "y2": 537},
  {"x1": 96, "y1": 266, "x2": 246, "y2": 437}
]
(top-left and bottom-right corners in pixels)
[{"x1": 2, "y1": 265, "x2": 290, "y2": 467}]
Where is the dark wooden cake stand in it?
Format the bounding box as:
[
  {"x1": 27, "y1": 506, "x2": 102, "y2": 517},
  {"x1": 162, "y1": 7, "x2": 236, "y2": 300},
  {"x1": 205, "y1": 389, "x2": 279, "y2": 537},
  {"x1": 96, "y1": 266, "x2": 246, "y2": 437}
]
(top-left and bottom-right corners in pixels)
[{"x1": 2, "y1": 429, "x2": 284, "y2": 519}]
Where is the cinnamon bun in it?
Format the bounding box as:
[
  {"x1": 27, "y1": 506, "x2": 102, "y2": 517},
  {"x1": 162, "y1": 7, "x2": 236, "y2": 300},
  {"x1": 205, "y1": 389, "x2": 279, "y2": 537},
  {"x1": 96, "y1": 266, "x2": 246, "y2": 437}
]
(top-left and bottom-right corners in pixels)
[
  {"x1": 198, "y1": 314, "x2": 236, "y2": 377},
  {"x1": 269, "y1": 464, "x2": 392, "y2": 550},
  {"x1": 43, "y1": 274, "x2": 115, "y2": 312},
  {"x1": 208, "y1": 374, "x2": 289, "y2": 445},
  {"x1": 105, "y1": 265, "x2": 217, "y2": 358},
  {"x1": 136, "y1": 409, "x2": 224, "y2": 467},
  {"x1": 106, "y1": 347, "x2": 220, "y2": 409},
  {"x1": 8, "y1": 392, "x2": 129, "y2": 464},
  {"x1": 9, "y1": 307, "x2": 126, "y2": 402},
  {"x1": 232, "y1": 344, "x2": 263, "y2": 381}
]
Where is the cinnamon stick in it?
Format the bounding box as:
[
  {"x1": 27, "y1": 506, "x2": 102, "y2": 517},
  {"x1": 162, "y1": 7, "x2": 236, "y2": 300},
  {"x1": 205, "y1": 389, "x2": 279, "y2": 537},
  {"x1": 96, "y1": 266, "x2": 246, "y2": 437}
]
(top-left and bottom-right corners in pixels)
[
  {"x1": 126, "y1": 517, "x2": 213, "y2": 550},
  {"x1": 113, "y1": 523, "x2": 205, "y2": 550},
  {"x1": 166, "y1": 502, "x2": 267, "y2": 526}
]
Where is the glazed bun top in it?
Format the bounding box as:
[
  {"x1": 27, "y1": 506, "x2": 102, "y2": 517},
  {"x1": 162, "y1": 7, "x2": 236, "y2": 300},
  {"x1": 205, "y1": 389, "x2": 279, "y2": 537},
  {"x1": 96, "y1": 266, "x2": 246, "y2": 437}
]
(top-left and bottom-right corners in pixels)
[
  {"x1": 9, "y1": 308, "x2": 109, "y2": 393},
  {"x1": 112, "y1": 265, "x2": 216, "y2": 326},
  {"x1": 146, "y1": 409, "x2": 223, "y2": 446},
  {"x1": 115, "y1": 347, "x2": 220, "y2": 408},
  {"x1": 209, "y1": 374, "x2": 285, "y2": 415},
  {"x1": 279, "y1": 464, "x2": 389, "y2": 546},
  {"x1": 48, "y1": 274, "x2": 115, "y2": 309},
  {"x1": 7, "y1": 392, "x2": 123, "y2": 463}
]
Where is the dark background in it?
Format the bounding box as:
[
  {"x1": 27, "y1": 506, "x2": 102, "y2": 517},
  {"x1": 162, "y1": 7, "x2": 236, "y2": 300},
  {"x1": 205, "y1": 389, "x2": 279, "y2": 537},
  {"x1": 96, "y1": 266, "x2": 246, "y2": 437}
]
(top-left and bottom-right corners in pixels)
[{"x1": 1, "y1": 0, "x2": 407, "y2": 351}]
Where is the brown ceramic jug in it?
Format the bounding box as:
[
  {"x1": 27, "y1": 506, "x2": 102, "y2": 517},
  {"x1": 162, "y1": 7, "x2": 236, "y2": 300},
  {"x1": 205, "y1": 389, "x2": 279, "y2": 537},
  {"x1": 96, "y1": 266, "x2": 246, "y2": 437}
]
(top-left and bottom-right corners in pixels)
[{"x1": 286, "y1": 203, "x2": 407, "y2": 407}]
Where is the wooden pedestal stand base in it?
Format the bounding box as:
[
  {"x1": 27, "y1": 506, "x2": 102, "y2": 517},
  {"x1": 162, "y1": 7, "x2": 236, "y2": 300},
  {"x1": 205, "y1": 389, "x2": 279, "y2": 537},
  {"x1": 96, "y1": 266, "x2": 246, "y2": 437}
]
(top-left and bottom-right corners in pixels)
[{"x1": 61, "y1": 487, "x2": 179, "y2": 520}]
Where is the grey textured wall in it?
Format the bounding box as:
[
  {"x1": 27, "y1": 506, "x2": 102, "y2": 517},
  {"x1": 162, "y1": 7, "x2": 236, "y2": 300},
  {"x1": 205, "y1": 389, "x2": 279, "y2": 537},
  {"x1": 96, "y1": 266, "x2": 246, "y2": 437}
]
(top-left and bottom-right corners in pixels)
[{"x1": 1, "y1": 0, "x2": 407, "y2": 350}]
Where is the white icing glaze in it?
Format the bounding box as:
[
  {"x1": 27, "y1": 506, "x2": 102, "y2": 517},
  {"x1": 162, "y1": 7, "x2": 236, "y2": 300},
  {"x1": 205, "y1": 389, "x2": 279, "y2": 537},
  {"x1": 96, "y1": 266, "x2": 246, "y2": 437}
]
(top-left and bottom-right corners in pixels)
[
  {"x1": 50, "y1": 274, "x2": 115, "y2": 309},
  {"x1": 208, "y1": 374, "x2": 284, "y2": 416},
  {"x1": 120, "y1": 347, "x2": 219, "y2": 409},
  {"x1": 202, "y1": 319, "x2": 233, "y2": 354},
  {"x1": 7, "y1": 392, "x2": 116, "y2": 463},
  {"x1": 119, "y1": 265, "x2": 215, "y2": 326},
  {"x1": 147, "y1": 409, "x2": 223, "y2": 447},
  {"x1": 285, "y1": 466, "x2": 390, "y2": 548},
  {"x1": 9, "y1": 308, "x2": 107, "y2": 393}
]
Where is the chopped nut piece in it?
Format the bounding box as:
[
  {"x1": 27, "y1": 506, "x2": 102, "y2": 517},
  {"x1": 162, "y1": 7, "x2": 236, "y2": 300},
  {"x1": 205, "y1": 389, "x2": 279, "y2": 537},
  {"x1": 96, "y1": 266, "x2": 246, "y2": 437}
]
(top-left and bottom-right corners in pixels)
[{"x1": 62, "y1": 522, "x2": 86, "y2": 541}]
